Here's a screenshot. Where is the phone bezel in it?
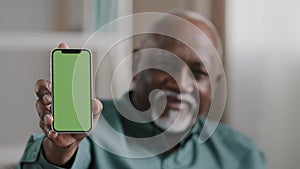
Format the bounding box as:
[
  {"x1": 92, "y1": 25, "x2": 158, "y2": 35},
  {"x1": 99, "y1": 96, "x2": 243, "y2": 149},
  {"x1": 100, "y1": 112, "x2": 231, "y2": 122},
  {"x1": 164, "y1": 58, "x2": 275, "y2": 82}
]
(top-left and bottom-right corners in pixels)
[{"x1": 51, "y1": 48, "x2": 93, "y2": 133}]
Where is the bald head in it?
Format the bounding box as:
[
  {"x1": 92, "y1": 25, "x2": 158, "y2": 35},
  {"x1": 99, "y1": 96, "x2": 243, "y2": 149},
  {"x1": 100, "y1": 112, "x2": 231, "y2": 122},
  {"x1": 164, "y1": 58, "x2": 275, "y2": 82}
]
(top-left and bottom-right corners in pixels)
[{"x1": 142, "y1": 9, "x2": 223, "y2": 60}]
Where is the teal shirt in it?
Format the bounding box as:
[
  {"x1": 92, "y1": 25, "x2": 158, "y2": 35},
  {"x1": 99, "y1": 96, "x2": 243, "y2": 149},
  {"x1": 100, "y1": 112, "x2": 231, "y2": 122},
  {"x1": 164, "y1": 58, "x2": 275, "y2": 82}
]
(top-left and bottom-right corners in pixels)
[{"x1": 18, "y1": 98, "x2": 266, "y2": 169}]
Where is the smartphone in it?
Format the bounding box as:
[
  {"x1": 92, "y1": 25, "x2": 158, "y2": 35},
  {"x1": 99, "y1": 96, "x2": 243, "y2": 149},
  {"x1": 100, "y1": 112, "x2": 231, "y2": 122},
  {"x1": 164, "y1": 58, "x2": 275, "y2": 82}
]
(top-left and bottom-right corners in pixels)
[{"x1": 51, "y1": 49, "x2": 92, "y2": 132}]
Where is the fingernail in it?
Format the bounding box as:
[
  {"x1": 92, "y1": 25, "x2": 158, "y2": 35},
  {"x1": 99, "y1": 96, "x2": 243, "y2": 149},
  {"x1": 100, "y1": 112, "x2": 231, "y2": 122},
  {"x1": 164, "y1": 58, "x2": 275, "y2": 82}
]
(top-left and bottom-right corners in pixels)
[
  {"x1": 44, "y1": 114, "x2": 52, "y2": 123},
  {"x1": 47, "y1": 82, "x2": 52, "y2": 90},
  {"x1": 43, "y1": 95, "x2": 52, "y2": 103},
  {"x1": 49, "y1": 131, "x2": 57, "y2": 138}
]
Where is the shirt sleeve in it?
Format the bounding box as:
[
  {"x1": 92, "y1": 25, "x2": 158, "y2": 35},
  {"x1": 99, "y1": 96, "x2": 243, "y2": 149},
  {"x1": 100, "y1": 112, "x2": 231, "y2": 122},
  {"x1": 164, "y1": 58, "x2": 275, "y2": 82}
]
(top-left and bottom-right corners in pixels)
[{"x1": 17, "y1": 134, "x2": 92, "y2": 169}]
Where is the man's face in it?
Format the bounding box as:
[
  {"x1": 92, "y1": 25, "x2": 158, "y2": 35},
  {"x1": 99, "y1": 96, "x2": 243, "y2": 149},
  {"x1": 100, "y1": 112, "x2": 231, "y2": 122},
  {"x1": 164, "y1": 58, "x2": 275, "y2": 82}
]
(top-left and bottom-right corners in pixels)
[{"x1": 133, "y1": 41, "x2": 214, "y2": 132}]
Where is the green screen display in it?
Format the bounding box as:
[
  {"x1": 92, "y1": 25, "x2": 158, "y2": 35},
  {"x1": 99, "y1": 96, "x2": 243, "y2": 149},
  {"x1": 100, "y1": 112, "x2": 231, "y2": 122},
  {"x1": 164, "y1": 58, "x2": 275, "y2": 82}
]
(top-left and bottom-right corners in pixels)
[{"x1": 52, "y1": 49, "x2": 92, "y2": 132}]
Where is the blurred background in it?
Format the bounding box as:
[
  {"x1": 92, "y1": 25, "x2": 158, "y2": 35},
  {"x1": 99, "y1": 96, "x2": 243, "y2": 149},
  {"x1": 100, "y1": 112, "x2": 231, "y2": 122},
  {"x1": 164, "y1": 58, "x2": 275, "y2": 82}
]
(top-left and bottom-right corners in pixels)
[{"x1": 0, "y1": 0, "x2": 299, "y2": 168}]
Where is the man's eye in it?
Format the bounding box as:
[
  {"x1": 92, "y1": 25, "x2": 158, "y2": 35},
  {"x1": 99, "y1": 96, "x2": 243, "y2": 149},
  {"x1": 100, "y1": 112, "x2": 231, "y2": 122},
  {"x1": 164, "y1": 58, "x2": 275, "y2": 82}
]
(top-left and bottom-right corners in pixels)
[{"x1": 192, "y1": 69, "x2": 208, "y2": 79}]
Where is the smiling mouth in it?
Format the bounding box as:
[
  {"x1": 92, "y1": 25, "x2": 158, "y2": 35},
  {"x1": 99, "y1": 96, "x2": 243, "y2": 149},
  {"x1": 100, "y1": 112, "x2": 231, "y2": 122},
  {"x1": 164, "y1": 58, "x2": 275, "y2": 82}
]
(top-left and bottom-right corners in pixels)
[
  {"x1": 165, "y1": 96, "x2": 189, "y2": 111},
  {"x1": 151, "y1": 90, "x2": 198, "y2": 117}
]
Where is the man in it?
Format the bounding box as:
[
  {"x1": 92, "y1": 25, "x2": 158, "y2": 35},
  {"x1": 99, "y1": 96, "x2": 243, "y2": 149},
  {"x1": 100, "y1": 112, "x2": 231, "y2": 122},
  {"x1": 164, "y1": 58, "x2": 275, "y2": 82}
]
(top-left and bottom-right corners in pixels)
[{"x1": 18, "y1": 10, "x2": 265, "y2": 169}]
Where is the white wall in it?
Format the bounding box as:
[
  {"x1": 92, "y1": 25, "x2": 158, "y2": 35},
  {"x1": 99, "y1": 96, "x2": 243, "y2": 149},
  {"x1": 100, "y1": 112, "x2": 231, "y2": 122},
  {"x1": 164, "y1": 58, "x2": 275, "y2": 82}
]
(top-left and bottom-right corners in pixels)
[
  {"x1": 226, "y1": 0, "x2": 300, "y2": 168},
  {"x1": 0, "y1": 51, "x2": 46, "y2": 163},
  {"x1": 0, "y1": 0, "x2": 53, "y2": 163}
]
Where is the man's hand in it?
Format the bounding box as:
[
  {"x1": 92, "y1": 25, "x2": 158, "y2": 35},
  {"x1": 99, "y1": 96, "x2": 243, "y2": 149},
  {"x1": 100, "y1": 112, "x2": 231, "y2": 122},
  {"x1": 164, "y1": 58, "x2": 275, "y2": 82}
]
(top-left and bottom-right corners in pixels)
[{"x1": 35, "y1": 43, "x2": 102, "y2": 166}]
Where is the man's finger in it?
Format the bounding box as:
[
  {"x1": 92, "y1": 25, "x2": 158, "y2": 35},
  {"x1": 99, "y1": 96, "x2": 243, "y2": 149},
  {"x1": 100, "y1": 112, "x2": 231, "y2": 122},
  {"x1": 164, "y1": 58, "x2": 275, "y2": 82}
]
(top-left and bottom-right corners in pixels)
[
  {"x1": 92, "y1": 99, "x2": 102, "y2": 120},
  {"x1": 42, "y1": 94, "x2": 52, "y2": 105},
  {"x1": 48, "y1": 131, "x2": 58, "y2": 140},
  {"x1": 36, "y1": 100, "x2": 52, "y2": 124},
  {"x1": 36, "y1": 99, "x2": 51, "y2": 113},
  {"x1": 35, "y1": 79, "x2": 51, "y2": 99},
  {"x1": 39, "y1": 117, "x2": 57, "y2": 139},
  {"x1": 43, "y1": 113, "x2": 53, "y2": 125},
  {"x1": 57, "y1": 43, "x2": 69, "y2": 49}
]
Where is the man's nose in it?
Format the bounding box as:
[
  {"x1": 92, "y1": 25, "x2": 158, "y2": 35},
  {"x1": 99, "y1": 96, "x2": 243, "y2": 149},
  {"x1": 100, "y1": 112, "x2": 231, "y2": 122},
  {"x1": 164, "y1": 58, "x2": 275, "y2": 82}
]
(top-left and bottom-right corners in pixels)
[{"x1": 167, "y1": 67, "x2": 194, "y2": 93}]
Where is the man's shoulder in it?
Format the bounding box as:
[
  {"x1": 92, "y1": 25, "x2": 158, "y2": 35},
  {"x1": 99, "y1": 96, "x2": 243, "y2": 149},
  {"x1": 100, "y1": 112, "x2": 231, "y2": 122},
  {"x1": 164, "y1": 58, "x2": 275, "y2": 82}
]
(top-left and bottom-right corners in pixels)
[
  {"x1": 197, "y1": 118, "x2": 265, "y2": 167},
  {"x1": 216, "y1": 122, "x2": 255, "y2": 149},
  {"x1": 198, "y1": 118, "x2": 257, "y2": 149}
]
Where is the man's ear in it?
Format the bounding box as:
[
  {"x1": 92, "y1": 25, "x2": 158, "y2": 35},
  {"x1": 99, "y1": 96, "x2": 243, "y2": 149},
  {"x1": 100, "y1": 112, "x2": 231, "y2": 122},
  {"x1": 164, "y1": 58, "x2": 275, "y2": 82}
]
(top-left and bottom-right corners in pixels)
[{"x1": 132, "y1": 48, "x2": 140, "y2": 83}]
